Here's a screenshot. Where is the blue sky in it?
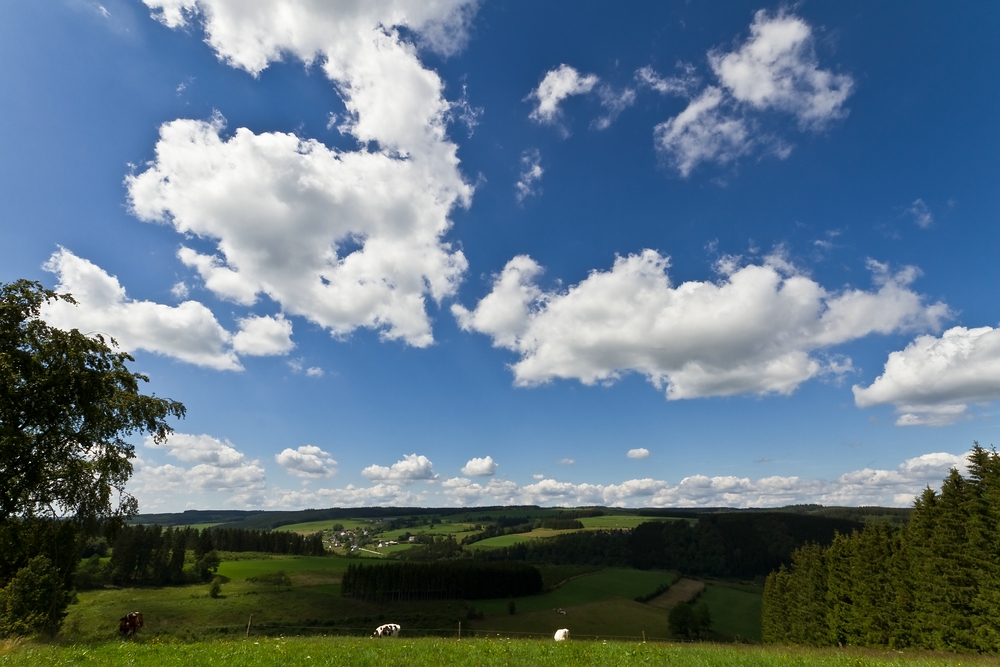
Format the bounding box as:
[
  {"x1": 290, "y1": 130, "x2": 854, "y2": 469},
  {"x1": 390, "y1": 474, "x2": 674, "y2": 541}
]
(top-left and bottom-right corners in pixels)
[{"x1": 2, "y1": 1, "x2": 999, "y2": 511}]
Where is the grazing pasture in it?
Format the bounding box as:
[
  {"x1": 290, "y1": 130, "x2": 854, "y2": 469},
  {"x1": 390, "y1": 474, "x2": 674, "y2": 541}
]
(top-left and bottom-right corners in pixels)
[
  {"x1": 471, "y1": 595, "x2": 675, "y2": 639},
  {"x1": 2, "y1": 636, "x2": 988, "y2": 667},
  {"x1": 472, "y1": 568, "x2": 676, "y2": 616}
]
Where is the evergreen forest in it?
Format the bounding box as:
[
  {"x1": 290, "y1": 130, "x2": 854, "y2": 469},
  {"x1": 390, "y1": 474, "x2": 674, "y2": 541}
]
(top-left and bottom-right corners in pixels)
[{"x1": 763, "y1": 443, "x2": 1000, "y2": 652}]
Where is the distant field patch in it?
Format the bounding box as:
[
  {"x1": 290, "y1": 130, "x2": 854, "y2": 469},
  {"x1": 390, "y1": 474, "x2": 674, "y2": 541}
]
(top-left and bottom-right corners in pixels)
[
  {"x1": 217, "y1": 556, "x2": 350, "y2": 581},
  {"x1": 467, "y1": 528, "x2": 580, "y2": 549},
  {"x1": 578, "y1": 516, "x2": 671, "y2": 529},
  {"x1": 273, "y1": 519, "x2": 368, "y2": 534},
  {"x1": 473, "y1": 568, "x2": 675, "y2": 616},
  {"x1": 535, "y1": 565, "x2": 602, "y2": 589},
  {"x1": 378, "y1": 522, "x2": 479, "y2": 541},
  {"x1": 466, "y1": 533, "x2": 535, "y2": 548},
  {"x1": 700, "y1": 582, "x2": 762, "y2": 642},
  {"x1": 646, "y1": 578, "x2": 705, "y2": 610}
]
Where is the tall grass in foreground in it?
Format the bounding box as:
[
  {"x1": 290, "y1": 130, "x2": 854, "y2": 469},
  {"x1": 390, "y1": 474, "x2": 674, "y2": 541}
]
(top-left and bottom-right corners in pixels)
[{"x1": 1, "y1": 637, "x2": 993, "y2": 666}]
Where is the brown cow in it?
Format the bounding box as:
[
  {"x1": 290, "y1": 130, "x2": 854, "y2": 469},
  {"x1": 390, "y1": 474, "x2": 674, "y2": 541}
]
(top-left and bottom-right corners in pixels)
[{"x1": 119, "y1": 611, "x2": 144, "y2": 638}]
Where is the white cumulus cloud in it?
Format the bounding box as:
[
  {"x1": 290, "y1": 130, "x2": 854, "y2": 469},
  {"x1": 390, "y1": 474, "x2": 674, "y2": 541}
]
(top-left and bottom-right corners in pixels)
[
  {"x1": 455, "y1": 251, "x2": 949, "y2": 399},
  {"x1": 627, "y1": 448, "x2": 651, "y2": 459},
  {"x1": 134, "y1": 0, "x2": 477, "y2": 347},
  {"x1": 133, "y1": 433, "x2": 267, "y2": 505},
  {"x1": 515, "y1": 149, "x2": 544, "y2": 202},
  {"x1": 362, "y1": 454, "x2": 438, "y2": 483},
  {"x1": 854, "y1": 325, "x2": 1000, "y2": 426},
  {"x1": 461, "y1": 456, "x2": 498, "y2": 477},
  {"x1": 275, "y1": 445, "x2": 338, "y2": 478},
  {"x1": 232, "y1": 314, "x2": 294, "y2": 356},
  {"x1": 652, "y1": 10, "x2": 853, "y2": 176},
  {"x1": 709, "y1": 10, "x2": 853, "y2": 129},
  {"x1": 527, "y1": 64, "x2": 599, "y2": 126},
  {"x1": 42, "y1": 248, "x2": 241, "y2": 371},
  {"x1": 653, "y1": 87, "x2": 752, "y2": 177}
]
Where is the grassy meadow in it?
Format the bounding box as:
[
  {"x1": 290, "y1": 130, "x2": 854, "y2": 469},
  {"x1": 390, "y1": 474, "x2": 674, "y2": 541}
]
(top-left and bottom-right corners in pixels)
[
  {"x1": 700, "y1": 582, "x2": 763, "y2": 642},
  {"x1": 58, "y1": 556, "x2": 735, "y2": 644},
  {"x1": 2, "y1": 636, "x2": 993, "y2": 667},
  {"x1": 472, "y1": 568, "x2": 676, "y2": 616}
]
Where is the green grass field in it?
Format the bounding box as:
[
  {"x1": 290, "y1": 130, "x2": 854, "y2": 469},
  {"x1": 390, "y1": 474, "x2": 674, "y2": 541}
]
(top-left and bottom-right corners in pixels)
[
  {"x1": 272, "y1": 518, "x2": 369, "y2": 534},
  {"x1": 535, "y1": 564, "x2": 602, "y2": 589},
  {"x1": 465, "y1": 533, "x2": 536, "y2": 548},
  {"x1": 3, "y1": 636, "x2": 993, "y2": 667},
  {"x1": 472, "y1": 568, "x2": 676, "y2": 616},
  {"x1": 377, "y1": 522, "x2": 480, "y2": 541},
  {"x1": 700, "y1": 582, "x2": 763, "y2": 642},
  {"x1": 468, "y1": 516, "x2": 681, "y2": 549},
  {"x1": 216, "y1": 555, "x2": 350, "y2": 582},
  {"x1": 577, "y1": 515, "x2": 673, "y2": 529},
  {"x1": 471, "y1": 596, "x2": 675, "y2": 639}
]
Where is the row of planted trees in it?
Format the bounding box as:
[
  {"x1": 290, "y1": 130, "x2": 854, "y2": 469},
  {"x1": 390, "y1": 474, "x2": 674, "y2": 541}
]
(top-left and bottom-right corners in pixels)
[
  {"x1": 763, "y1": 443, "x2": 1000, "y2": 653},
  {"x1": 341, "y1": 561, "x2": 543, "y2": 602}
]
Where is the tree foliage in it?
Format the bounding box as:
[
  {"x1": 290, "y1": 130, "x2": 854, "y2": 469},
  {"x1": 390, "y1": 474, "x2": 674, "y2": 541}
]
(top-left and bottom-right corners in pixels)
[
  {"x1": 0, "y1": 279, "x2": 185, "y2": 525},
  {"x1": 0, "y1": 279, "x2": 185, "y2": 635},
  {"x1": 762, "y1": 443, "x2": 1000, "y2": 652}
]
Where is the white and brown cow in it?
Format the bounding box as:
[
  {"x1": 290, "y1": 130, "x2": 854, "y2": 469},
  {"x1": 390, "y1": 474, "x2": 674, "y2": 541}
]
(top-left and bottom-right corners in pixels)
[{"x1": 372, "y1": 623, "x2": 401, "y2": 638}]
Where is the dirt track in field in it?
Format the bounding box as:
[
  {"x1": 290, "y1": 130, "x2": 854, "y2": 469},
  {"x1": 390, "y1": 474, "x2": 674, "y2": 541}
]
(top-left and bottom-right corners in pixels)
[{"x1": 645, "y1": 578, "x2": 705, "y2": 610}]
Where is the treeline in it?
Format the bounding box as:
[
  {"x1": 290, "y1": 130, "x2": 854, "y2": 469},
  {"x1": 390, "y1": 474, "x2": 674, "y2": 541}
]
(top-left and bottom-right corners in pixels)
[
  {"x1": 209, "y1": 527, "x2": 324, "y2": 555},
  {"x1": 0, "y1": 519, "x2": 79, "y2": 636},
  {"x1": 341, "y1": 561, "x2": 542, "y2": 602},
  {"x1": 77, "y1": 524, "x2": 324, "y2": 588},
  {"x1": 79, "y1": 525, "x2": 220, "y2": 587},
  {"x1": 771, "y1": 504, "x2": 913, "y2": 527},
  {"x1": 475, "y1": 513, "x2": 861, "y2": 579},
  {"x1": 762, "y1": 444, "x2": 1000, "y2": 653}
]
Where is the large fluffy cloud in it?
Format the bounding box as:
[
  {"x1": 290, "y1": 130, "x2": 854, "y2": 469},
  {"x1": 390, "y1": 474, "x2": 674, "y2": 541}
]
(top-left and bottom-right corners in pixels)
[
  {"x1": 134, "y1": 432, "x2": 267, "y2": 507},
  {"x1": 41, "y1": 248, "x2": 293, "y2": 369},
  {"x1": 709, "y1": 10, "x2": 853, "y2": 129},
  {"x1": 133, "y1": 1, "x2": 477, "y2": 347},
  {"x1": 461, "y1": 456, "x2": 498, "y2": 477},
  {"x1": 651, "y1": 10, "x2": 853, "y2": 176},
  {"x1": 275, "y1": 445, "x2": 338, "y2": 478},
  {"x1": 454, "y1": 252, "x2": 948, "y2": 399},
  {"x1": 362, "y1": 454, "x2": 438, "y2": 483},
  {"x1": 42, "y1": 248, "x2": 242, "y2": 370},
  {"x1": 854, "y1": 326, "x2": 1000, "y2": 426}
]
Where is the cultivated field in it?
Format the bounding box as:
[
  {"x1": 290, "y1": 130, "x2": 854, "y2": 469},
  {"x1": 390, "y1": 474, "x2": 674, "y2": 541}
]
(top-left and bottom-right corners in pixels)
[{"x1": 2, "y1": 636, "x2": 993, "y2": 667}]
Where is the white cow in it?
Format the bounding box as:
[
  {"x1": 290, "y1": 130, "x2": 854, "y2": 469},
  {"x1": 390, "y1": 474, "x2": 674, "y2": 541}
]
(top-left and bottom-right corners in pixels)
[
  {"x1": 373, "y1": 623, "x2": 401, "y2": 638},
  {"x1": 554, "y1": 628, "x2": 570, "y2": 641}
]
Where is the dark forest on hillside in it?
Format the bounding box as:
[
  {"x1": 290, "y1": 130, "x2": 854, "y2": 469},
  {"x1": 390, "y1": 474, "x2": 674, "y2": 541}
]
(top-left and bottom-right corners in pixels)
[{"x1": 474, "y1": 513, "x2": 861, "y2": 579}]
